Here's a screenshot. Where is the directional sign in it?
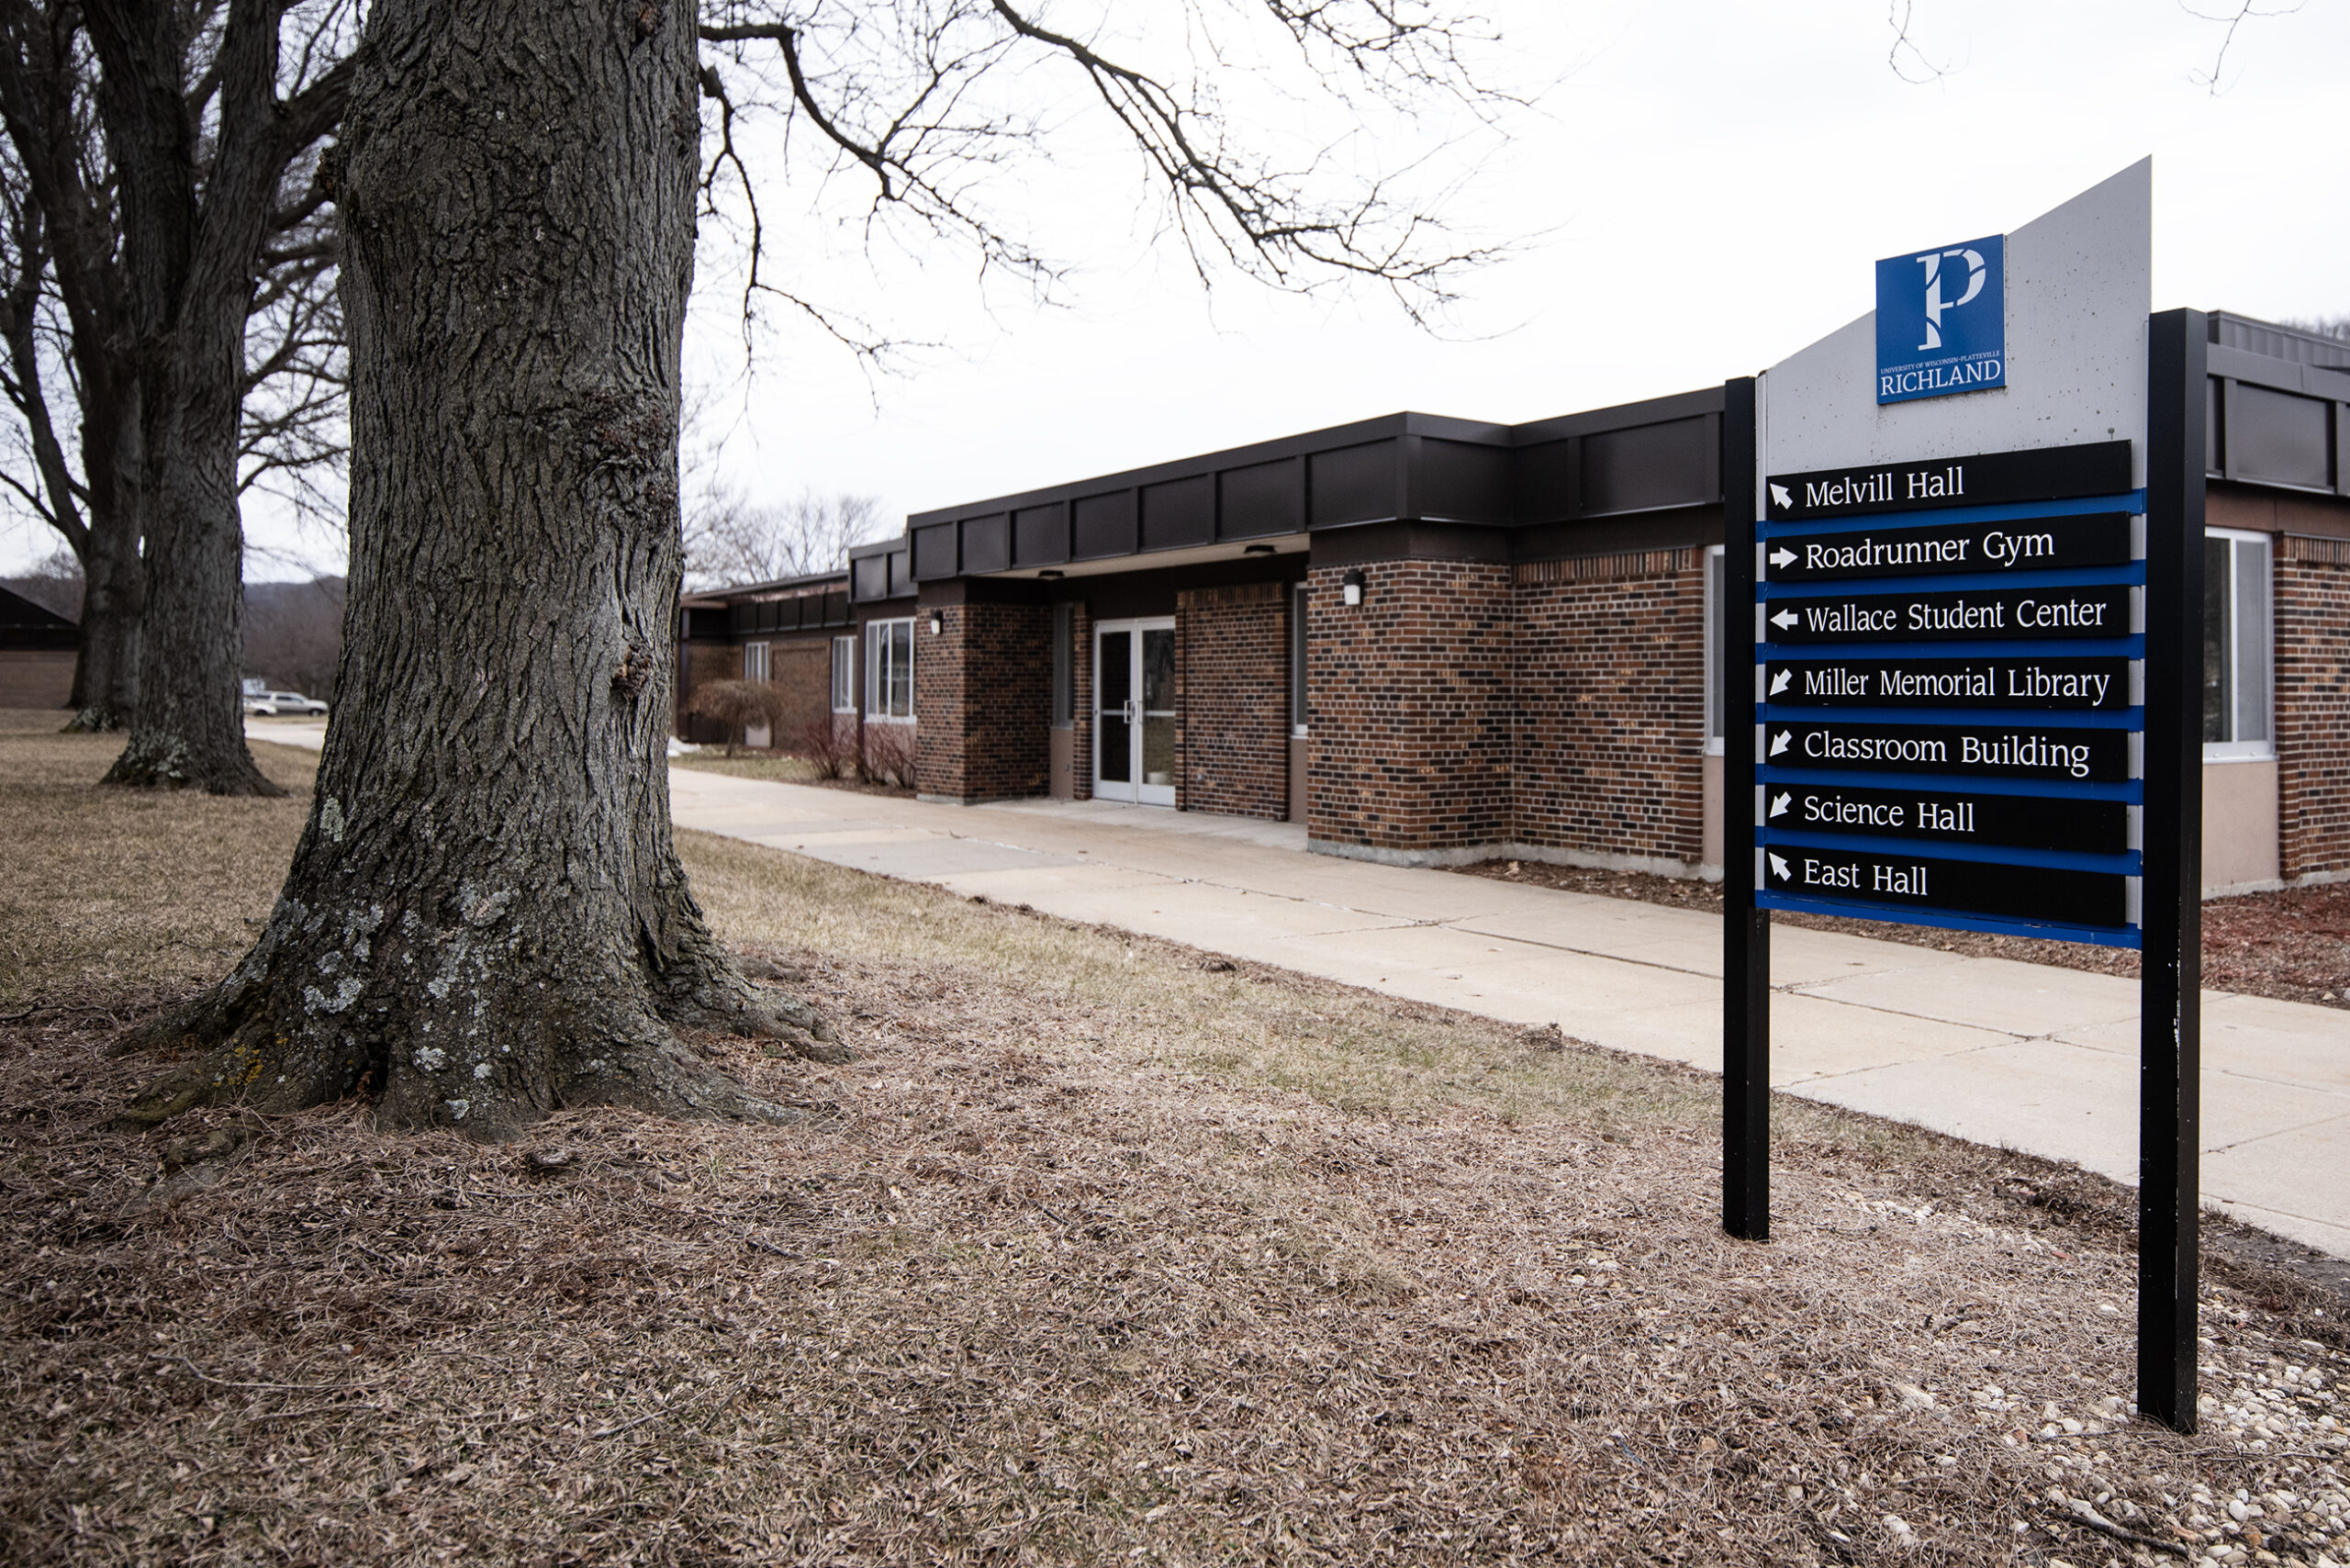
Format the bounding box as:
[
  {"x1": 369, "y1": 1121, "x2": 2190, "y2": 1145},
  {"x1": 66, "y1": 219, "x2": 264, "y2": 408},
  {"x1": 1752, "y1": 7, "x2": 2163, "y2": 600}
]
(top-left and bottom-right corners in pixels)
[
  {"x1": 1762, "y1": 842, "x2": 2131, "y2": 927},
  {"x1": 1764, "y1": 441, "x2": 2132, "y2": 522},
  {"x1": 1764, "y1": 784, "x2": 2131, "y2": 854},
  {"x1": 1762, "y1": 511, "x2": 2134, "y2": 585},
  {"x1": 1763, "y1": 656, "x2": 2135, "y2": 711},
  {"x1": 1764, "y1": 719, "x2": 2132, "y2": 781},
  {"x1": 1762, "y1": 584, "x2": 2134, "y2": 644}
]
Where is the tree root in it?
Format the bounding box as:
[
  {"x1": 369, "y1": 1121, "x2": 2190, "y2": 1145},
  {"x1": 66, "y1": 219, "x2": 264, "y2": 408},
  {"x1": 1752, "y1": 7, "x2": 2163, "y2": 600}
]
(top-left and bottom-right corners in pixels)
[{"x1": 101, "y1": 730, "x2": 285, "y2": 796}]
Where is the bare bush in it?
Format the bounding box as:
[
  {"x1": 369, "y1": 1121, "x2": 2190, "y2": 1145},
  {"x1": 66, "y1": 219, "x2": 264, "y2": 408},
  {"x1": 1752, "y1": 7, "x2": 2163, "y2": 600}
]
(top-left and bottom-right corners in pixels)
[
  {"x1": 792, "y1": 711, "x2": 853, "y2": 779},
  {"x1": 686, "y1": 678, "x2": 790, "y2": 757},
  {"x1": 858, "y1": 721, "x2": 915, "y2": 789}
]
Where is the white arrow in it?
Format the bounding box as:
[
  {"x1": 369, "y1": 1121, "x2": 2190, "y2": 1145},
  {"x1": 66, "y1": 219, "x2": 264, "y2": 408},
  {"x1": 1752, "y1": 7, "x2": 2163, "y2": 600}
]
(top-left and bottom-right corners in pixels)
[
  {"x1": 1769, "y1": 790, "x2": 1791, "y2": 819},
  {"x1": 1769, "y1": 546, "x2": 1796, "y2": 568},
  {"x1": 1768, "y1": 668, "x2": 1792, "y2": 696},
  {"x1": 1767, "y1": 852, "x2": 1791, "y2": 881},
  {"x1": 1770, "y1": 608, "x2": 1798, "y2": 632},
  {"x1": 1769, "y1": 483, "x2": 1793, "y2": 510},
  {"x1": 1769, "y1": 731, "x2": 1791, "y2": 757}
]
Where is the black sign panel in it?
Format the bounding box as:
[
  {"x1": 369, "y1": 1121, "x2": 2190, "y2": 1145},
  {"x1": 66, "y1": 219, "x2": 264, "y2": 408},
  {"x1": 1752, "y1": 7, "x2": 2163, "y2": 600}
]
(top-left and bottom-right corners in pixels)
[
  {"x1": 1764, "y1": 439, "x2": 2132, "y2": 522},
  {"x1": 1763, "y1": 511, "x2": 2133, "y2": 584},
  {"x1": 1764, "y1": 656, "x2": 2132, "y2": 711},
  {"x1": 1766, "y1": 719, "x2": 2131, "y2": 781},
  {"x1": 1762, "y1": 842, "x2": 2129, "y2": 926},
  {"x1": 1764, "y1": 783, "x2": 2130, "y2": 854},
  {"x1": 1763, "y1": 584, "x2": 2132, "y2": 644}
]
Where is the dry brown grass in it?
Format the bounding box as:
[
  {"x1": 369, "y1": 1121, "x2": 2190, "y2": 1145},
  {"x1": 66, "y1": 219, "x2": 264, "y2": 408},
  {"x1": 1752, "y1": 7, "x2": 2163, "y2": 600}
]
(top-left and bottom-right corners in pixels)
[
  {"x1": 2, "y1": 714, "x2": 2345, "y2": 1565},
  {"x1": 0, "y1": 710, "x2": 319, "y2": 1009}
]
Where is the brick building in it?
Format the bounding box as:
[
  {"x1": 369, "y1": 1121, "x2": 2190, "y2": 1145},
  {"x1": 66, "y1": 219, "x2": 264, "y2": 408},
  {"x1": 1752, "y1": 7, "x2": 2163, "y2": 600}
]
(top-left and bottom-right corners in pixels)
[
  {"x1": 0, "y1": 584, "x2": 78, "y2": 710},
  {"x1": 678, "y1": 311, "x2": 2350, "y2": 893}
]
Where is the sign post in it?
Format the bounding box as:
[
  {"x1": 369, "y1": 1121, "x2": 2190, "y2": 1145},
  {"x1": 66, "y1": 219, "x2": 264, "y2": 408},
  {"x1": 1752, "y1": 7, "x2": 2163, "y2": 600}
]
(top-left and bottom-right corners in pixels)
[{"x1": 1719, "y1": 163, "x2": 2204, "y2": 1431}]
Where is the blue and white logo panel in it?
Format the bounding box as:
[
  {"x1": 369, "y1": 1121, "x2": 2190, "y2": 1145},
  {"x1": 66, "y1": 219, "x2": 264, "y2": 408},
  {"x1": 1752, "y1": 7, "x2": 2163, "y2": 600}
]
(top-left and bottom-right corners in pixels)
[{"x1": 1875, "y1": 233, "x2": 2006, "y2": 405}]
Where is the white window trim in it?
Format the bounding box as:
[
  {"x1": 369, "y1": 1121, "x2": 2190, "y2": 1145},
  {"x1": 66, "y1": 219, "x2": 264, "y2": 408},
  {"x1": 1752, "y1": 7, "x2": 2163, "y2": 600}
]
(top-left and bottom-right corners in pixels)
[
  {"x1": 1703, "y1": 544, "x2": 1726, "y2": 756},
  {"x1": 830, "y1": 634, "x2": 856, "y2": 713},
  {"x1": 743, "y1": 640, "x2": 769, "y2": 683},
  {"x1": 866, "y1": 617, "x2": 916, "y2": 723},
  {"x1": 2203, "y1": 526, "x2": 2275, "y2": 763}
]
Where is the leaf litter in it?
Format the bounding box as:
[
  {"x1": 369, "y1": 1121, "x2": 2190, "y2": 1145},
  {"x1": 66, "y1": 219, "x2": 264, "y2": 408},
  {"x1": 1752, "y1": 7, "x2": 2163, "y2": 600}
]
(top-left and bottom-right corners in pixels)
[{"x1": 0, "y1": 723, "x2": 2345, "y2": 1564}]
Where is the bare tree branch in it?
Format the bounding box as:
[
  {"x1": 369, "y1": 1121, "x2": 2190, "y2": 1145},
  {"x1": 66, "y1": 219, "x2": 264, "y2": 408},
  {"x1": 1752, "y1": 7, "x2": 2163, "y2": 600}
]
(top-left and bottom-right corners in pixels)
[{"x1": 2182, "y1": 0, "x2": 2306, "y2": 94}]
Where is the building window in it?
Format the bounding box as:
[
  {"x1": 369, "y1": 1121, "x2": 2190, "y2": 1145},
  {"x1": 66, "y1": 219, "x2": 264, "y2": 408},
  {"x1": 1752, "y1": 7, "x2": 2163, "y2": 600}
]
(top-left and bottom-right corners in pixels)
[
  {"x1": 867, "y1": 617, "x2": 914, "y2": 721},
  {"x1": 1051, "y1": 603, "x2": 1075, "y2": 728},
  {"x1": 830, "y1": 635, "x2": 855, "y2": 712},
  {"x1": 1290, "y1": 583, "x2": 1309, "y2": 735},
  {"x1": 743, "y1": 641, "x2": 769, "y2": 683},
  {"x1": 1703, "y1": 545, "x2": 1726, "y2": 754},
  {"x1": 2204, "y1": 529, "x2": 2273, "y2": 758}
]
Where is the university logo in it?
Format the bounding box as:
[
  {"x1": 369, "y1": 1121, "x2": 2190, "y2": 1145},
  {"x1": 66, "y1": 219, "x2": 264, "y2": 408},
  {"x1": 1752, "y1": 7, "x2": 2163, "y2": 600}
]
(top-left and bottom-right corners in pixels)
[{"x1": 1875, "y1": 232, "x2": 2006, "y2": 405}]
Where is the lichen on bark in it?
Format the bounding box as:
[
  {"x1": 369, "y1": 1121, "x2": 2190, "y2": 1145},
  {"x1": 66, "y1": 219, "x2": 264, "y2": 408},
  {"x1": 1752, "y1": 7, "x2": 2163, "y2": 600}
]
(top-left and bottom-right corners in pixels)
[{"x1": 118, "y1": 0, "x2": 829, "y2": 1140}]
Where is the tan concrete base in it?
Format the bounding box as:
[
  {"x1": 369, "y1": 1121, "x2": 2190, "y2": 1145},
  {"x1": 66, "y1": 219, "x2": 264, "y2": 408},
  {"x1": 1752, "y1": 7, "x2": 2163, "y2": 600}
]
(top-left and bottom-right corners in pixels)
[{"x1": 2203, "y1": 756, "x2": 2281, "y2": 895}]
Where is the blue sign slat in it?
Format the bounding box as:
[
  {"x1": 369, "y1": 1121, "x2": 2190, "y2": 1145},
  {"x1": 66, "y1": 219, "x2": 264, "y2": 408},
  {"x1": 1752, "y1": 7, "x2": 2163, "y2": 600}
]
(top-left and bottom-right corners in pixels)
[
  {"x1": 1758, "y1": 766, "x2": 2143, "y2": 803},
  {"x1": 1758, "y1": 491, "x2": 2145, "y2": 538},
  {"x1": 1755, "y1": 890, "x2": 2142, "y2": 950},
  {"x1": 1758, "y1": 635, "x2": 2144, "y2": 662},
  {"x1": 1754, "y1": 824, "x2": 2140, "y2": 876},
  {"x1": 1758, "y1": 704, "x2": 2143, "y2": 730},
  {"x1": 1759, "y1": 563, "x2": 2146, "y2": 599}
]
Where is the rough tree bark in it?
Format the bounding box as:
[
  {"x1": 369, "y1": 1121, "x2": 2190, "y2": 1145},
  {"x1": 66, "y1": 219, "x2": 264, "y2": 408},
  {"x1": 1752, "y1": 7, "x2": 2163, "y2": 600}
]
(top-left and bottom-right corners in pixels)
[
  {"x1": 0, "y1": 5, "x2": 142, "y2": 727},
  {"x1": 118, "y1": 0, "x2": 830, "y2": 1139},
  {"x1": 82, "y1": 0, "x2": 341, "y2": 795}
]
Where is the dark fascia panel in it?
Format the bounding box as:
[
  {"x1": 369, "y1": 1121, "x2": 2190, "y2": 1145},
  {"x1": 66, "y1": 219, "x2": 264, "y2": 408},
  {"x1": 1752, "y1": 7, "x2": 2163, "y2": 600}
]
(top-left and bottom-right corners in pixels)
[
  {"x1": 2208, "y1": 343, "x2": 2350, "y2": 497},
  {"x1": 893, "y1": 389, "x2": 1732, "y2": 581},
  {"x1": 902, "y1": 411, "x2": 1517, "y2": 578}
]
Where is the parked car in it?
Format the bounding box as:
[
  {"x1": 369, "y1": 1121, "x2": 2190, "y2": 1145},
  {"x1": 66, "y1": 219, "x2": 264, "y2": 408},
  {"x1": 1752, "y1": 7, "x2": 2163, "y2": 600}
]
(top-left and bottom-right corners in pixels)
[{"x1": 249, "y1": 689, "x2": 329, "y2": 716}]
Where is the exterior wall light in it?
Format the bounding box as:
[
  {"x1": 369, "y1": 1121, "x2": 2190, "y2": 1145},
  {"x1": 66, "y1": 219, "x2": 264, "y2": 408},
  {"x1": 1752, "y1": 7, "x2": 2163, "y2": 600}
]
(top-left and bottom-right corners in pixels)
[
  {"x1": 928, "y1": 611, "x2": 945, "y2": 635},
  {"x1": 1037, "y1": 568, "x2": 1064, "y2": 580},
  {"x1": 1341, "y1": 568, "x2": 1366, "y2": 607},
  {"x1": 1243, "y1": 543, "x2": 1276, "y2": 556}
]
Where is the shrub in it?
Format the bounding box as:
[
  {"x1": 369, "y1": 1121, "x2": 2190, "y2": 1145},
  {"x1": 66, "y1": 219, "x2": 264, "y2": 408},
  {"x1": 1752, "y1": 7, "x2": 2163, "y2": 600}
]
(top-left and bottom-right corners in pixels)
[
  {"x1": 794, "y1": 712, "x2": 853, "y2": 779},
  {"x1": 684, "y1": 678, "x2": 788, "y2": 757},
  {"x1": 859, "y1": 722, "x2": 916, "y2": 789}
]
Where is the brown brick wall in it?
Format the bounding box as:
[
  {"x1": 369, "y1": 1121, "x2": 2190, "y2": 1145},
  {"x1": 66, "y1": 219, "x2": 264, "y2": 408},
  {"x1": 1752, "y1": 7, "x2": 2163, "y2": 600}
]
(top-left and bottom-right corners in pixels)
[
  {"x1": 1512, "y1": 551, "x2": 1707, "y2": 868},
  {"x1": 1177, "y1": 583, "x2": 1288, "y2": 819},
  {"x1": 914, "y1": 601, "x2": 1051, "y2": 801},
  {"x1": 2277, "y1": 537, "x2": 2350, "y2": 881},
  {"x1": 0, "y1": 650, "x2": 74, "y2": 710},
  {"x1": 1305, "y1": 560, "x2": 1512, "y2": 853},
  {"x1": 767, "y1": 636, "x2": 833, "y2": 745}
]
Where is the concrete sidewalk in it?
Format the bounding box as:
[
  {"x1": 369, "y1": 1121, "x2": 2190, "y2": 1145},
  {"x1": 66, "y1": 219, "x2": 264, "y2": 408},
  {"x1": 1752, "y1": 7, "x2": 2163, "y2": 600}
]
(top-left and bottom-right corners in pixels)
[
  {"x1": 241, "y1": 725, "x2": 2350, "y2": 1258},
  {"x1": 666, "y1": 766, "x2": 2350, "y2": 1260}
]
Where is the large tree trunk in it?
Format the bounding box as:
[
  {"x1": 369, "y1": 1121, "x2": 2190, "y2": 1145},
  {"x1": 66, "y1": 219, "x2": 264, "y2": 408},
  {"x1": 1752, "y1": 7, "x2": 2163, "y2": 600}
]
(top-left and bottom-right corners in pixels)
[
  {"x1": 84, "y1": 0, "x2": 277, "y2": 795},
  {"x1": 118, "y1": 0, "x2": 831, "y2": 1140}
]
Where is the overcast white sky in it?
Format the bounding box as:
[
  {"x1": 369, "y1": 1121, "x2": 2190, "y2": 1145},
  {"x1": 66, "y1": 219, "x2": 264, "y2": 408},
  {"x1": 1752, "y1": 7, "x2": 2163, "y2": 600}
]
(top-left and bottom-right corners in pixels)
[{"x1": 8, "y1": 0, "x2": 2340, "y2": 580}]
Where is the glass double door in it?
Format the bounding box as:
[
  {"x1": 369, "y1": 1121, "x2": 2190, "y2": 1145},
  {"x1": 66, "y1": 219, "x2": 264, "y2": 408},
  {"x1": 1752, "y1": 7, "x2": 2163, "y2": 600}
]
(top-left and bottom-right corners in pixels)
[{"x1": 1094, "y1": 619, "x2": 1176, "y2": 805}]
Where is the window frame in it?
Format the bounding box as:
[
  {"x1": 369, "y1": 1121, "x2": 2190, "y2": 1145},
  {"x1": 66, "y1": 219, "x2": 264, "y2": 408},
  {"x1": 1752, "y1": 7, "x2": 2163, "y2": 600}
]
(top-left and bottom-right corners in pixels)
[
  {"x1": 865, "y1": 617, "x2": 916, "y2": 722},
  {"x1": 830, "y1": 634, "x2": 856, "y2": 713},
  {"x1": 743, "y1": 640, "x2": 769, "y2": 684},
  {"x1": 2203, "y1": 527, "x2": 2275, "y2": 762}
]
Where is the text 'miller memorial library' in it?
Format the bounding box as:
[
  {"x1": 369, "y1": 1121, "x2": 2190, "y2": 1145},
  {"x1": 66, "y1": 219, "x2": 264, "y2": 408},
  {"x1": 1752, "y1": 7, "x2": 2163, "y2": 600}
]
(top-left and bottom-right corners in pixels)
[{"x1": 676, "y1": 180, "x2": 2350, "y2": 899}]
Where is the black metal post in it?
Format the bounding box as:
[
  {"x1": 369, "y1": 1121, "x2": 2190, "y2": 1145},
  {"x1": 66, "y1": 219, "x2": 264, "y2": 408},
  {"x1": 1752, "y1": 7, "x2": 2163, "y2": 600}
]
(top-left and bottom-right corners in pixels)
[
  {"x1": 2139, "y1": 308, "x2": 2206, "y2": 1432},
  {"x1": 1720, "y1": 375, "x2": 1770, "y2": 1242}
]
